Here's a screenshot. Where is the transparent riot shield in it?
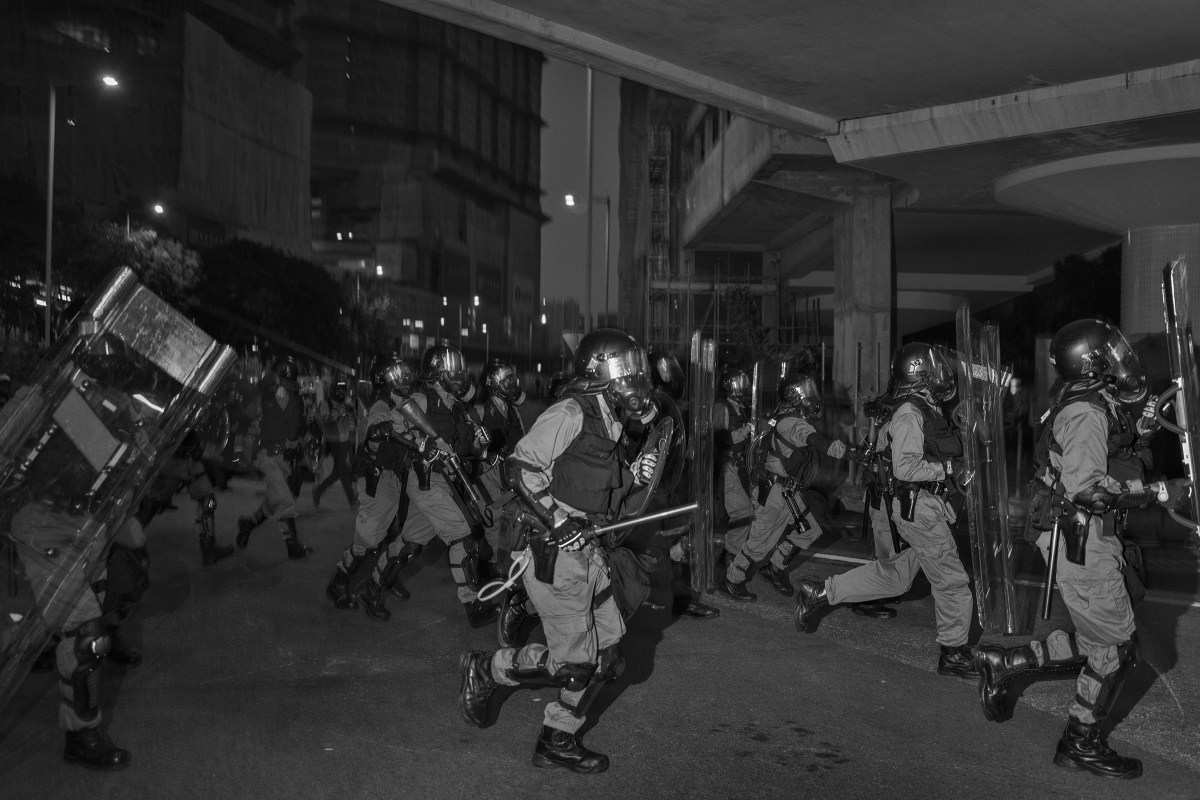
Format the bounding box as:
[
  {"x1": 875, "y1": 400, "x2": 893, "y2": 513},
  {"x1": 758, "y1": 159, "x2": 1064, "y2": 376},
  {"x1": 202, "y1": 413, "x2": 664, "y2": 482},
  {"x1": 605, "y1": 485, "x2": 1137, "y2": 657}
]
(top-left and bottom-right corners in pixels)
[
  {"x1": 687, "y1": 333, "x2": 717, "y2": 592},
  {"x1": 1158, "y1": 258, "x2": 1200, "y2": 536},
  {"x1": 0, "y1": 267, "x2": 237, "y2": 714},
  {"x1": 952, "y1": 306, "x2": 1023, "y2": 634}
]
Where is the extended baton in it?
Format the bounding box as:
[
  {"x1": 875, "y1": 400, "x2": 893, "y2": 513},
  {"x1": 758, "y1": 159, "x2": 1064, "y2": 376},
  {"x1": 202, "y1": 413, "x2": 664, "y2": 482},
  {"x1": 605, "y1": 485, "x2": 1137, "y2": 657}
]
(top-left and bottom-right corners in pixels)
[{"x1": 1041, "y1": 519, "x2": 1059, "y2": 620}]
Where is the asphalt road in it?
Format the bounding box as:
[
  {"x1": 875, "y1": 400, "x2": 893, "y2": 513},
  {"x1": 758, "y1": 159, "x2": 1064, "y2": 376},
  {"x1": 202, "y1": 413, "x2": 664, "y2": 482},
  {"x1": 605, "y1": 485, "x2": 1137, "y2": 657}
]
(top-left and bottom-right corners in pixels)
[{"x1": 2, "y1": 475, "x2": 1200, "y2": 800}]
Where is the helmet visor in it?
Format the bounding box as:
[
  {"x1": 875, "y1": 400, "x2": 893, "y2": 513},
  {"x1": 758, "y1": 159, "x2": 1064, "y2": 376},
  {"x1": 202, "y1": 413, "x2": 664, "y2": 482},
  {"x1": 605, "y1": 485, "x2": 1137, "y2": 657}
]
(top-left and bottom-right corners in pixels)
[
  {"x1": 600, "y1": 349, "x2": 653, "y2": 412},
  {"x1": 1101, "y1": 329, "x2": 1146, "y2": 403}
]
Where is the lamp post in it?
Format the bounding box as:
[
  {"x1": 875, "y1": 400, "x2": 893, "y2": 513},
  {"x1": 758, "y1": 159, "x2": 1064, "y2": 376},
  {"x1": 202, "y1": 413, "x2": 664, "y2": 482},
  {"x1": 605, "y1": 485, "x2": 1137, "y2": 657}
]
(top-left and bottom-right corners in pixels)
[
  {"x1": 482, "y1": 323, "x2": 489, "y2": 362},
  {"x1": 565, "y1": 194, "x2": 612, "y2": 330},
  {"x1": 45, "y1": 74, "x2": 119, "y2": 347}
]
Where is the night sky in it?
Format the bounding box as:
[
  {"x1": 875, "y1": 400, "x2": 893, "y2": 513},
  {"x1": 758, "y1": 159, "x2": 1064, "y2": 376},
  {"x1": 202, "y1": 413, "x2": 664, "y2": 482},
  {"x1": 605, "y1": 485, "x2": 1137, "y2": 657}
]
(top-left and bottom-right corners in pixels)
[{"x1": 540, "y1": 57, "x2": 620, "y2": 321}]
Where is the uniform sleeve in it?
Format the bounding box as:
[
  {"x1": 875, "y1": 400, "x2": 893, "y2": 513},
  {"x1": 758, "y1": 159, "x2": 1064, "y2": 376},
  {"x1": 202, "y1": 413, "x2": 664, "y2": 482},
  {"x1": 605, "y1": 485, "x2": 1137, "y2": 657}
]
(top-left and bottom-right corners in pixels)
[
  {"x1": 1053, "y1": 402, "x2": 1121, "y2": 496},
  {"x1": 889, "y1": 403, "x2": 947, "y2": 483},
  {"x1": 777, "y1": 416, "x2": 816, "y2": 450},
  {"x1": 510, "y1": 398, "x2": 584, "y2": 505}
]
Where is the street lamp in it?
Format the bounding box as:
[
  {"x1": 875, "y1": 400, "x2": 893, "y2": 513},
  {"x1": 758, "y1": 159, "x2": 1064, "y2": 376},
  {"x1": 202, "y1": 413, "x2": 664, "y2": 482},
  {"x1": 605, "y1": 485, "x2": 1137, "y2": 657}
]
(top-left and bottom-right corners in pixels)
[
  {"x1": 45, "y1": 74, "x2": 120, "y2": 347},
  {"x1": 564, "y1": 194, "x2": 612, "y2": 331}
]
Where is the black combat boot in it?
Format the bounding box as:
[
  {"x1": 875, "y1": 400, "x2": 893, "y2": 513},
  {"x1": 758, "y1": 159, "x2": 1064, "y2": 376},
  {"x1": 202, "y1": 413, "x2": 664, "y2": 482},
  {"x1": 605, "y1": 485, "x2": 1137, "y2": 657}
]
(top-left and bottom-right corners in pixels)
[
  {"x1": 236, "y1": 508, "x2": 266, "y2": 549},
  {"x1": 326, "y1": 567, "x2": 359, "y2": 610},
  {"x1": 760, "y1": 563, "x2": 794, "y2": 596},
  {"x1": 532, "y1": 726, "x2": 609, "y2": 774},
  {"x1": 673, "y1": 597, "x2": 721, "y2": 619},
  {"x1": 974, "y1": 644, "x2": 1038, "y2": 721},
  {"x1": 283, "y1": 518, "x2": 312, "y2": 560},
  {"x1": 64, "y1": 728, "x2": 131, "y2": 770},
  {"x1": 498, "y1": 588, "x2": 530, "y2": 647},
  {"x1": 458, "y1": 650, "x2": 497, "y2": 727},
  {"x1": 718, "y1": 577, "x2": 757, "y2": 603},
  {"x1": 1054, "y1": 718, "x2": 1142, "y2": 779},
  {"x1": 793, "y1": 579, "x2": 830, "y2": 633},
  {"x1": 937, "y1": 644, "x2": 979, "y2": 678},
  {"x1": 358, "y1": 578, "x2": 391, "y2": 621},
  {"x1": 851, "y1": 601, "x2": 897, "y2": 619},
  {"x1": 378, "y1": 554, "x2": 412, "y2": 601},
  {"x1": 464, "y1": 599, "x2": 498, "y2": 629}
]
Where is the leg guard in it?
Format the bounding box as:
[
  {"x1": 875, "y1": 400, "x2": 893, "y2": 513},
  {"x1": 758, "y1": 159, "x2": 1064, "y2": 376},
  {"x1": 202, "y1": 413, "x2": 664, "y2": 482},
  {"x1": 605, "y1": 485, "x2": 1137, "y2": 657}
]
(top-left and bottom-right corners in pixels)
[
  {"x1": 456, "y1": 535, "x2": 483, "y2": 590},
  {"x1": 378, "y1": 541, "x2": 422, "y2": 600},
  {"x1": 326, "y1": 550, "x2": 367, "y2": 610},
  {"x1": 283, "y1": 517, "x2": 312, "y2": 560},
  {"x1": 562, "y1": 644, "x2": 624, "y2": 719},
  {"x1": 1078, "y1": 638, "x2": 1138, "y2": 724},
  {"x1": 62, "y1": 619, "x2": 110, "y2": 723},
  {"x1": 506, "y1": 647, "x2": 558, "y2": 687}
]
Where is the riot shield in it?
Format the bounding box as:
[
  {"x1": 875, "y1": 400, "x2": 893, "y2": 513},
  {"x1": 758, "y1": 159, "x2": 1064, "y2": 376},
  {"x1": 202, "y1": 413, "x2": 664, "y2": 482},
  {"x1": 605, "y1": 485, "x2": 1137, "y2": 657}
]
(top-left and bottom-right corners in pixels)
[
  {"x1": 0, "y1": 267, "x2": 237, "y2": 714},
  {"x1": 952, "y1": 306, "x2": 1023, "y2": 635},
  {"x1": 1158, "y1": 258, "x2": 1200, "y2": 535},
  {"x1": 687, "y1": 333, "x2": 717, "y2": 592},
  {"x1": 622, "y1": 394, "x2": 680, "y2": 519}
]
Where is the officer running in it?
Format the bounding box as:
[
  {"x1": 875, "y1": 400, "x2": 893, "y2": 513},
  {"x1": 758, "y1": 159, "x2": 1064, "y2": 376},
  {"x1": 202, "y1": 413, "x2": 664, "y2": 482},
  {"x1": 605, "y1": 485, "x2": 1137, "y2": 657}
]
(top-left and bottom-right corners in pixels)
[
  {"x1": 720, "y1": 373, "x2": 853, "y2": 601},
  {"x1": 458, "y1": 327, "x2": 661, "y2": 774},
  {"x1": 794, "y1": 343, "x2": 978, "y2": 679},
  {"x1": 972, "y1": 319, "x2": 1186, "y2": 779}
]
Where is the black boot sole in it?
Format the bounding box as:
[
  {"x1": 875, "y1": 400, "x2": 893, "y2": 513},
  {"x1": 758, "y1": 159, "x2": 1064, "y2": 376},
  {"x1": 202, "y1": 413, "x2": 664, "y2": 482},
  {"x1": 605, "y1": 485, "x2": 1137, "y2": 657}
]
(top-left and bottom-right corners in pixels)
[
  {"x1": 532, "y1": 752, "x2": 609, "y2": 774},
  {"x1": 1053, "y1": 752, "x2": 1143, "y2": 779}
]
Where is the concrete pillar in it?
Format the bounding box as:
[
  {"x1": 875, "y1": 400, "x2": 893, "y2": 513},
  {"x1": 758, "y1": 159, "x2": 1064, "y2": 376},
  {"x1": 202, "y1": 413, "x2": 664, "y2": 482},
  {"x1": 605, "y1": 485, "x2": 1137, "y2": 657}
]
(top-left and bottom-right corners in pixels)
[
  {"x1": 833, "y1": 187, "x2": 893, "y2": 411},
  {"x1": 1122, "y1": 224, "x2": 1200, "y2": 336}
]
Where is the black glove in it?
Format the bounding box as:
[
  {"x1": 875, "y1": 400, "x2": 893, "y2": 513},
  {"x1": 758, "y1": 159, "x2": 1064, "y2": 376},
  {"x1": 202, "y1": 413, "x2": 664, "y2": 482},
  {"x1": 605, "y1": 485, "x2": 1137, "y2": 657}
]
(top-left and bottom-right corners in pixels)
[
  {"x1": 366, "y1": 421, "x2": 391, "y2": 443},
  {"x1": 552, "y1": 516, "x2": 592, "y2": 550},
  {"x1": 1157, "y1": 478, "x2": 1192, "y2": 510}
]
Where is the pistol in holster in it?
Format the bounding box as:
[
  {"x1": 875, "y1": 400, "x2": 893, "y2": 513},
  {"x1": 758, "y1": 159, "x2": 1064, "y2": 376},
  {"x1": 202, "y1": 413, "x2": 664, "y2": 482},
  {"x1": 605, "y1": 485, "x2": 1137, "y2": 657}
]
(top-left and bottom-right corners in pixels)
[
  {"x1": 897, "y1": 485, "x2": 918, "y2": 522},
  {"x1": 527, "y1": 526, "x2": 558, "y2": 583},
  {"x1": 1063, "y1": 508, "x2": 1092, "y2": 566},
  {"x1": 414, "y1": 458, "x2": 432, "y2": 491},
  {"x1": 364, "y1": 466, "x2": 382, "y2": 498}
]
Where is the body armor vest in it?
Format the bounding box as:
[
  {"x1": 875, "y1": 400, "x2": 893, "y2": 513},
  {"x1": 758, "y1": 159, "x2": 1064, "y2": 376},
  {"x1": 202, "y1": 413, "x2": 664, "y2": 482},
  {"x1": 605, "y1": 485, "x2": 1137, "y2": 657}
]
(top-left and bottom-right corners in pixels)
[
  {"x1": 761, "y1": 413, "x2": 818, "y2": 488},
  {"x1": 548, "y1": 393, "x2": 623, "y2": 517},
  {"x1": 420, "y1": 388, "x2": 475, "y2": 456},
  {"x1": 882, "y1": 395, "x2": 962, "y2": 487},
  {"x1": 477, "y1": 399, "x2": 524, "y2": 456},
  {"x1": 1034, "y1": 387, "x2": 1144, "y2": 493}
]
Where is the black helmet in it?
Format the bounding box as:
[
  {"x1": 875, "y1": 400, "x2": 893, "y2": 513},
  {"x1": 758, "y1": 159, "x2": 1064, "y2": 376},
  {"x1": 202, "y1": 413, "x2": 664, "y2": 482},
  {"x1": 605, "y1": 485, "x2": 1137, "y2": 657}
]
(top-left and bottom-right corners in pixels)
[
  {"x1": 482, "y1": 359, "x2": 524, "y2": 404},
  {"x1": 776, "y1": 373, "x2": 822, "y2": 417},
  {"x1": 274, "y1": 356, "x2": 300, "y2": 387},
  {"x1": 720, "y1": 366, "x2": 751, "y2": 403},
  {"x1": 419, "y1": 344, "x2": 470, "y2": 398},
  {"x1": 571, "y1": 327, "x2": 653, "y2": 415},
  {"x1": 370, "y1": 353, "x2": 414, "y2": 396},
  {"x1": 1049, "y1": 319, "x2": 1147, "y2": 404},
  {"x1": 649, "y1": 350, "x2": 685, "y2": 400},
  {"x1": 331, "y1": 378, "x2": 349, "y2": 401},
  {"x1": 891, "y1": 342, "x2": 955, "y2": 402}
]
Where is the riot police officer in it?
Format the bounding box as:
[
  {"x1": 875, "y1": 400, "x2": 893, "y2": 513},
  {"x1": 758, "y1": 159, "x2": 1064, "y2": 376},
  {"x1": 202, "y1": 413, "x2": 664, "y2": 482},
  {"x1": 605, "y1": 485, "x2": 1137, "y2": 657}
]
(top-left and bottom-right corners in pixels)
[
  {"x1": 716, "y1": 366, "x2": 754, "y2": 566},
  {"x1": 236, "y1": 356, "x2": 312, "y2": 559},
  {"x1": 312, "y1": 377, "x2": 358, "y2": 507},
  {"x1": 972, "y1": 320, "x2": 1185, "y2": 779},
  {"x1": 391, "y1": 344, "x2": 496, "y2": 627},
  {"x1": 325, "y1": 355, "x2": 418, "y2": 619},
  {"x1": 458, "y1": 327, "x2": 660, "y2": 774},
  {"x1": 720, "y1": 374, "x2": 852, "y2": 601},
  {"x1": 795, "y1": 343, "x2": 977, "y2": 678}
]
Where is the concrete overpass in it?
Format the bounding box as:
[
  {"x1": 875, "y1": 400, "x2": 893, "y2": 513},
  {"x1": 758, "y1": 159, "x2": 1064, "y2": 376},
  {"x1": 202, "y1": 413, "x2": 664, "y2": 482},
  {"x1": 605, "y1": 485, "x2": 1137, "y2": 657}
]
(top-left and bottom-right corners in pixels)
[{"x1": 385, "y1": 0, "x2": 1200, "y2": 395}]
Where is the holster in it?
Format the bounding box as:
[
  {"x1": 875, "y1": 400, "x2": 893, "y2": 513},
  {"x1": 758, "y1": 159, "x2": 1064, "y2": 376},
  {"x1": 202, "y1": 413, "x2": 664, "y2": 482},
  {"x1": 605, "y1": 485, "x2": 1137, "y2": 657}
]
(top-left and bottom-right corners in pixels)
[
  {"x1": 898, "y1": 486, "x2": 917, "y2": 522},
  {"x1": 528, "y1": 530, "x2": 559, "y2": 583},
  {"x1": 364, "y1": 467, "x2": 381, "y2": 499},
  {"x1": 1063, "y1": 509, "x2": 1091, "y2": 566},
  {"x1": 414, "y1": 458, "x2": 431, "y2": 491}
]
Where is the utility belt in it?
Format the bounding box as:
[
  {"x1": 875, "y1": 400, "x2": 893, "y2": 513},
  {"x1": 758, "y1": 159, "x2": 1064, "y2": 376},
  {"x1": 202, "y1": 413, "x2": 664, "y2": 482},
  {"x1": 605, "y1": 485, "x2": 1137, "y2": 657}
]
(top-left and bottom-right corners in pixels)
[
  {"x1": 892, "y1": 479, "x2": 951, "y2": 522},
  {"x1": 1027, "y1": 479, "x2": 1099, "y2": 566},
  {"x1": 524, "y1": 516, "x2": 605, "y2": 584}
]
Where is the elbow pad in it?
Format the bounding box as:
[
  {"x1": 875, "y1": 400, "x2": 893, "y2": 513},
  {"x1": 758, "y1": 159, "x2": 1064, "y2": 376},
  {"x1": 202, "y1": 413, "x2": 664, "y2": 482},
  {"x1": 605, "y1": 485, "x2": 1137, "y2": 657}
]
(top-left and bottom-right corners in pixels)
[{"x1": 505, "y1": 459, "x2": 558, "y2": 530}]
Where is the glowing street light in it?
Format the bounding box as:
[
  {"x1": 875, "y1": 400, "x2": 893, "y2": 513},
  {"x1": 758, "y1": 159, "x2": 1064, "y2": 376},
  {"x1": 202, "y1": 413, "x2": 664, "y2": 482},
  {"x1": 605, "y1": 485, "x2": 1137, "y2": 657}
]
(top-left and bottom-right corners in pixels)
[{"x1": 46, "y1": 73, "x2": 120, "y2": 346}]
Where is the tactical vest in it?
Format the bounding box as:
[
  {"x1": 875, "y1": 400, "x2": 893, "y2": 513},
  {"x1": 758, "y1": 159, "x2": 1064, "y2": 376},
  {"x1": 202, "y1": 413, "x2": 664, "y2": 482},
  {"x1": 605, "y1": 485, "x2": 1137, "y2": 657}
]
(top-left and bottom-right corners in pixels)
[
  {"x1": 367, "y1": 395, "x2": 410, "y2": 471},
  {"x1": 420, "y1": 387, "x2": 475, "y2": 456},
  {"x1": 1034, "y1": 387, "x2": 1144, "y2": 492},
  {"x1": 882, "y1": 395, "x2": 962, "y2": 486},
  {"x1": 477, "y1": 398, "x2": 525, "y2": 456},
  {"x1": 760, "y1": 413, "x2": 818, "y2": 488},
  {"x1": 548, "y1": 393, "x2": 623, "y2": 517}
]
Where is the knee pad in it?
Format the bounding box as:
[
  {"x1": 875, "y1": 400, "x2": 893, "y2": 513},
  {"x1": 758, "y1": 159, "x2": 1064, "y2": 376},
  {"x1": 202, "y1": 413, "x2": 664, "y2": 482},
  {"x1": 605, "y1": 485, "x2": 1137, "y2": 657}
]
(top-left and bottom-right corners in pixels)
[
  {"x1": 596, "y1": 643, "x2": 624, "y2": 681},
  {"x1": 555, "y1": 662, "x2": 598, "y2": 692},
  {"x1": 397, "y1": 541, "x2": 423, "y2": 562},
  {"x1": 65, "y1": 619, "x2": 110, "y2": 721}
]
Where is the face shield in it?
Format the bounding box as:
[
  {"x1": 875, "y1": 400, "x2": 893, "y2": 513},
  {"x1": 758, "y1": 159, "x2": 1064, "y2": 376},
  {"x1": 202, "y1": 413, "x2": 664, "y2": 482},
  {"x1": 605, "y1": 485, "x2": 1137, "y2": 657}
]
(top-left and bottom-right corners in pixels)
[
  {"x1": 929, "y1": 348, "x2": 958, "y2": 403},
  {"x1": 601, "y1": 348, "x2": 653, "y2": 415},
  {"x1": 381, "y1": 363, "x2": 414, "y2": 397},
  {"x1": 1100, "y1": 329, "x2": 1147, "y2": 404}
]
